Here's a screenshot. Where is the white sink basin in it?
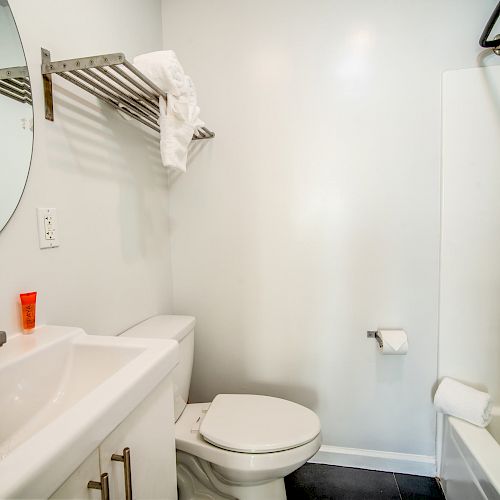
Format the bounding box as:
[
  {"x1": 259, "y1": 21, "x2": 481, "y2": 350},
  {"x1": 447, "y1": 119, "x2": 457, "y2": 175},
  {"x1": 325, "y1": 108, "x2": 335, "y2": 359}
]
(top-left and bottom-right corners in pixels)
[{"x1": 0, "y1": 325, "x2": 178, "y2": 498}]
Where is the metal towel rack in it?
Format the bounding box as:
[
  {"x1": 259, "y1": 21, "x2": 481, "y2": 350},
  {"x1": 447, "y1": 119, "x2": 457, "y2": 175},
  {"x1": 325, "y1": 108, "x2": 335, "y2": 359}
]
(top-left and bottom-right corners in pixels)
[
  {"x1": 480, "y1": 1, "x2": 500, "y2": 53},
  {"x1": 40, "y1": 48, "x2": 215, "y2": 140},
  {"x1": 0, "y1": 66, "x2": 32, "y2": 105}
]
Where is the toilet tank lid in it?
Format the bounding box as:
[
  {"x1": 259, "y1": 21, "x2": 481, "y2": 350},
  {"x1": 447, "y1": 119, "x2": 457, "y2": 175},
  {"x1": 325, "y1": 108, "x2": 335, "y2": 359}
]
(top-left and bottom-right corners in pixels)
[{"x1": 121, "y1": 315, "x2": 195, "y2": 342}]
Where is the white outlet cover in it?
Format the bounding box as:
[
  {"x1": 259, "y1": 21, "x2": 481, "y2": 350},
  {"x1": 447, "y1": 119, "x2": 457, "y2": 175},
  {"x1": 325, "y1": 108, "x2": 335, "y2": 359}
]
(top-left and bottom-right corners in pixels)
[{"x1": 37, "y1": 208, "x2": 59, "y2": 249}]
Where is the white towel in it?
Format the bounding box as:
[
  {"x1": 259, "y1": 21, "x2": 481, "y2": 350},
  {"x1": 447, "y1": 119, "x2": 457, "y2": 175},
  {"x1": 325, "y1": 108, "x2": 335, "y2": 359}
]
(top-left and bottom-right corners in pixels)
[
  {"x1": 434, "y1": 377, "x2": 493, "y2": 427},
  {"x1": 133, "y1": 51, "x2": 204, "y2": 171}
]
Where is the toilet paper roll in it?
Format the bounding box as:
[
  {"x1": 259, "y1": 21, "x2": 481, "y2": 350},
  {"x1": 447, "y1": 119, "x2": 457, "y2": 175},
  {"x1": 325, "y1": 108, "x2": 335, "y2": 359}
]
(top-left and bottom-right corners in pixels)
[{"x1": 378, "y1": 330, "x2": 408, "y2": 355}]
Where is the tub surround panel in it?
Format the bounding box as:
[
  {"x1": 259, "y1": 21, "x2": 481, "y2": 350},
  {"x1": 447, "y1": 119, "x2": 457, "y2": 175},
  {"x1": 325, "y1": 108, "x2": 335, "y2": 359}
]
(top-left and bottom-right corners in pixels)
[{"x1": 440, "y1": 65, "x2": 500, "y2": 404}]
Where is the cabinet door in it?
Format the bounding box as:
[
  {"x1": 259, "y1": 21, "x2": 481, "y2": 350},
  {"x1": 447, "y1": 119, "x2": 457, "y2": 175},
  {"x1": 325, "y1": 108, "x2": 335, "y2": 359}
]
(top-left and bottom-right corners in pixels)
[
  {"x1": 49, "y1": 449, "x2": 102, "y2": 500},
  {"x1": 99, "y1": 377, "x2": 177, "y2": 500}
]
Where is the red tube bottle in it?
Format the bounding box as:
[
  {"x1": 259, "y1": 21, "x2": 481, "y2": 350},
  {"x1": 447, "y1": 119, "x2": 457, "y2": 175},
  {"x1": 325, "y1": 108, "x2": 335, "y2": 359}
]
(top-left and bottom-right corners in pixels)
[{"x1": 20, "y1": 291, "x2": 37, "y2": 332}]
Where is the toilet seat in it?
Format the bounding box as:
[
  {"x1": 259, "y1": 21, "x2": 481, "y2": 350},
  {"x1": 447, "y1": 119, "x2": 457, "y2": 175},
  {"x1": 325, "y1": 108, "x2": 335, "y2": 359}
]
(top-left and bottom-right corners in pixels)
[
  {"x1": 176, "y1": 403, "x2": 322, "y2": 484},
  {"x1": 200, "y1": 394, "x2": 321, "y2": 453}
]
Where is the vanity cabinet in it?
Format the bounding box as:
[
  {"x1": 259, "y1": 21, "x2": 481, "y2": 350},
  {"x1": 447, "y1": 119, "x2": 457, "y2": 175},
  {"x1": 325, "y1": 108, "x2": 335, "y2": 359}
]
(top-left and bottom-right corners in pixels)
[
  {"x1": 50, "y1": 377, "x2": 177, "y2": 500},
  {"x1": 50, "y1": 450, "x2": 101, "y2": 500}
]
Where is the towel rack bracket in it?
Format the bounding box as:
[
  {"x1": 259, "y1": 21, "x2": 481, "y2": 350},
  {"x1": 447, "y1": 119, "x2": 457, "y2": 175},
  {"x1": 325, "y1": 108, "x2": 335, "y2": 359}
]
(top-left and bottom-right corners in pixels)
[
  {"x1": 367, "y1": 330, "x2": 383, "y2": 349},
  {"x1": 41, "y1": 48, "x2": 53, "y2": 120},
  {"x1": 0, "y1": 66, "x2": 29, "y2": 80},
  {"x1": 40, "y1": 47, "x2": 214, "y2": 141},
  {"x1": 41, "y1": 52, "x2": 126, "y2": 75}
]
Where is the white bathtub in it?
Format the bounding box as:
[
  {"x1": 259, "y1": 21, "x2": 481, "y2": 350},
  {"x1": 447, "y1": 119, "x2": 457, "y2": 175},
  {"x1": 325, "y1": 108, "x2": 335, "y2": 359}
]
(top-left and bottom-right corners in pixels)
[{"x1": 441, "y1": 412, "x2": 500, "y2": 499}]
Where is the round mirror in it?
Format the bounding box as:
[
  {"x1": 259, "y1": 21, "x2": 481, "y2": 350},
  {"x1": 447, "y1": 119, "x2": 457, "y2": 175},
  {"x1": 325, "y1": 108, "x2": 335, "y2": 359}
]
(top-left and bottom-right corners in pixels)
[{"x1": 0, "y1": 0, "x2": 33, "y2": 232}]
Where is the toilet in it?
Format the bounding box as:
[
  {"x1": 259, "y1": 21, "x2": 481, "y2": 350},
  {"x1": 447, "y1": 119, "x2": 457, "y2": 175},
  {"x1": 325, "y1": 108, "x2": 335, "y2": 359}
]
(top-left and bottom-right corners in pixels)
[{"x1": 122, "y1": 315, "x2": 321, "y2": 500}]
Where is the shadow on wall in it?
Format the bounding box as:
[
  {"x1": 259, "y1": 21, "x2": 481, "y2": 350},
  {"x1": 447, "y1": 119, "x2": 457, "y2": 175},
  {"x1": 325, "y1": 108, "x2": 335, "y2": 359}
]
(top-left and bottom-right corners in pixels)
[
  {"x1": 477, "y1": 49, "x2": 500, "y2": 129},
  {"x1": 44, "y1": 83, "x2": 170, "y2": 257},
  {"x1": 234, "y1": 381, "x2": 319, "y2": 410},
  {"x1": 47, "y1": 83, "x2": 165, "y2": 181},
  {"x1": 191, "y1": 379, "x2": 319, "y2": 411},
  {"x1": 167, "y1": 132, "x2": 214, "y2": 187}
]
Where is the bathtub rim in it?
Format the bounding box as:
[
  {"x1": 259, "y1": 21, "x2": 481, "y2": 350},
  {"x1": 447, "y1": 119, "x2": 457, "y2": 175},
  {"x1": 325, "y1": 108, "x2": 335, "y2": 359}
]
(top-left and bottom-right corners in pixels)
[{"x1": 447, "y1": 415, "x2": 500, "y2": 497}]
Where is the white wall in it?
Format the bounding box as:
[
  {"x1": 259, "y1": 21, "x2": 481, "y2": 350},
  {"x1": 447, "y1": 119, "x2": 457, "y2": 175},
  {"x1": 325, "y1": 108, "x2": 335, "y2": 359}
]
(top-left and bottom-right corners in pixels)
[
  {"x1": 162, "y1": 0, "x2": 498, "y2": 465},
  {"x1": 440, "y1": 65, "x2": 500, "y2": 403},
  {"x1": 0, "y1": 0, "x2": 170, "y2": 336}
]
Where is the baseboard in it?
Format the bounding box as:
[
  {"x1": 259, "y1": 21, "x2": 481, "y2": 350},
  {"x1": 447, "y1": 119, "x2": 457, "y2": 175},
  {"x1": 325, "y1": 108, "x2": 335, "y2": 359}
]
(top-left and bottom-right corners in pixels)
[{"x1": 309, "y1": 445, "x2": 437, "y2": 477}]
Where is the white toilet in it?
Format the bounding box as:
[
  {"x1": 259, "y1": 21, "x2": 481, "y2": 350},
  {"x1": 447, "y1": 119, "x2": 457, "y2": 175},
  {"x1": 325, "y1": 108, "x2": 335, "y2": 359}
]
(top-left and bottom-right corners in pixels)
[{"x1": 122, "y1": 315, "x2": 321, "y2": 500}]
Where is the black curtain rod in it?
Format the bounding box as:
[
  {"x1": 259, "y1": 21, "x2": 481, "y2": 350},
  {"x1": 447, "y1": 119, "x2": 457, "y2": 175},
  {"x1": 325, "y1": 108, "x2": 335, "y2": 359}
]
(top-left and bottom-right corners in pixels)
[{"x1": 480, "y1": 1, "x2": 500, "y2": 48}]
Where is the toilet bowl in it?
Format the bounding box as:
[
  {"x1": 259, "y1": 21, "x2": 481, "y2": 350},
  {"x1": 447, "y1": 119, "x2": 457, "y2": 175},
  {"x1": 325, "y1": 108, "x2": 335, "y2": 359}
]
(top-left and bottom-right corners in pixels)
[{"x1": 122, "y1": 315, "x2": 321, "y2": 500}]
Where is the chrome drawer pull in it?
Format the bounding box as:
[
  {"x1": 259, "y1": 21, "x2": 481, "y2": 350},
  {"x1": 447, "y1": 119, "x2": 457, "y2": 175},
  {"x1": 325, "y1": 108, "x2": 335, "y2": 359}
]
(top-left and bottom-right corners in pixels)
[
  {"x1": 112, "y1": 447, "x2": 133, "y2": 500},
  {"x1": 87, "y1": 472, "x2": 110, "y2": 500}
]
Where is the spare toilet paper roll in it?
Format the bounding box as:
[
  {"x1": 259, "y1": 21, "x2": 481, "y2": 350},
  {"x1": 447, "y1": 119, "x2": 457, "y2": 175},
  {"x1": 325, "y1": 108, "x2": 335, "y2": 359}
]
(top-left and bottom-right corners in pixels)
[{"x1": 378, "y1": 330, "x2": 408, "y2": 355}]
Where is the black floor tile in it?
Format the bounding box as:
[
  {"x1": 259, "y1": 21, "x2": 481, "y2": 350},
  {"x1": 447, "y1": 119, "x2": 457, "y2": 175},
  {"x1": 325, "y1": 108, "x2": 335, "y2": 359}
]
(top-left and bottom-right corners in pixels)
[
  {"x1": 285, "y1": 463, "x2": 400, "y2": 500},
  {"x1": 394, "y1": 473, "x2": 445, "y2": 500}
]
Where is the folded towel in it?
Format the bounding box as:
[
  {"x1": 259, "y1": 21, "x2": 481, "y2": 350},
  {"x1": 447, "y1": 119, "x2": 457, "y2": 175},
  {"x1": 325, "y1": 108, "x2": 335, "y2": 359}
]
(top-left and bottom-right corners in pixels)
[
  {"x1": 134, "y1": 50, "x2": 186, "y2": 96},
  {"x1": 434, "y1": 377, "x2": 493, "y2": 427},
  {"x1": 133, "y1": 50, "x2": 204, "y2": 171}
]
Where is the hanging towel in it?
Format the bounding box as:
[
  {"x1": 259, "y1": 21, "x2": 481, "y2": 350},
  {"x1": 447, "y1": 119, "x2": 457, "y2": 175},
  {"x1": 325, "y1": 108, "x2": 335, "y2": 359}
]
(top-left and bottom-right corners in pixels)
[
  {"x1": 434, "y1": 377, "x2": 493, "y2": 427},
  {"x1": 133, "y1": 50, "x2": 204, "y2": 171}
]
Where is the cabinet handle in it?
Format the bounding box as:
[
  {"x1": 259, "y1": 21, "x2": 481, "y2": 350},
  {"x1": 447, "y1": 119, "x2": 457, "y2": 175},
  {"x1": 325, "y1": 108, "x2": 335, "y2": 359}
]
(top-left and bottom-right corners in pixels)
[
  {"x1": 111, "y1": 447, "x2": 133, "y2": 500},
  {"x1": 87, "y1": 472, "x2": 110, "y2": 500}
]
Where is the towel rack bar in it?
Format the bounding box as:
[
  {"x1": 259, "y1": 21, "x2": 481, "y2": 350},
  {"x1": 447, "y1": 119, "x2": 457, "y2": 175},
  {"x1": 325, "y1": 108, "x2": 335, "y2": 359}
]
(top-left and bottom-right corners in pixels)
[
  {"x1": 41, "y1": 47, "x2": 214, "y2": 142},
  {"x1": 0, "y1": 65, "x2": 32, "y2": 104},
  {"x1": 121, "y1": 60, "x2": 167, "y2": 99},
  {"x1": 108, "y1": 65, "x2": 160, "y2": 103},
  {"x1": 95, "y1": 67, "x2": 160, "y2": 116},
  {"x1": 193, "y1": 127, "x2": 216, "y2": 140},
  {"x1": 4, "y1": 79, "x2": 30, "y2": 91},
  {"x1": 0, "y1": 84, "x2": 32, "y2": 104},
  {"x1": 0, "y1": 78, "x2": 30, "y2": 94},
  {"x1": 78, "y1": 68, "x2": 159, "y2": 125},
  {"x1": 58, "y1": 72, "x2": 160, "y2": 133}
]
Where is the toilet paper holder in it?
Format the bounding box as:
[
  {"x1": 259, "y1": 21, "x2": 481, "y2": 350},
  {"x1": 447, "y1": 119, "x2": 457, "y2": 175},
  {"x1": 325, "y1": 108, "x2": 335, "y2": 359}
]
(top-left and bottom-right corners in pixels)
[{"x1": 367, "y1": 330, "x2": 383, "y2": 348}]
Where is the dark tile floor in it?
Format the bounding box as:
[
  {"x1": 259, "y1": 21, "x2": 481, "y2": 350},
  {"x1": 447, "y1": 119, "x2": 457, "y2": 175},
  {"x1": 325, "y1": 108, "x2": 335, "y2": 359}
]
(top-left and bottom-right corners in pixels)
[{"x1": 285, "y1": 463, "x2": 445, "y2": 500}]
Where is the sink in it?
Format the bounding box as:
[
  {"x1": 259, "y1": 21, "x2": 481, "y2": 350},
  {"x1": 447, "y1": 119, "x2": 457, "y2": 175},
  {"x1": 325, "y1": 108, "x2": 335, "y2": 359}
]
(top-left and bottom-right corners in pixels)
[
  {"x1": 0, "y1": 325, "x2": 178, "y2": 498},
  {"x1": 0, "y1": 331, "x2": 140, "y2": 457}
]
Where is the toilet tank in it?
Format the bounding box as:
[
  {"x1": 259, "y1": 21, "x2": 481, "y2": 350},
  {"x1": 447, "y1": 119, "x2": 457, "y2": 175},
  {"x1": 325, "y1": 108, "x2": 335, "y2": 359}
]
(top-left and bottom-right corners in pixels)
[{"x1": 120, "y1": 315, "x2": 195, "y2": 421}]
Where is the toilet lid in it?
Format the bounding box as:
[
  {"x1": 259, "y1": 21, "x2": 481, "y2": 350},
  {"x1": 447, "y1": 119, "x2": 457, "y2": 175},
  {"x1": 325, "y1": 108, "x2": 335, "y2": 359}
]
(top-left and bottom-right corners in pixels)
[{"x1": 199, "y1": 394, "x2": 321, "y2": 454}]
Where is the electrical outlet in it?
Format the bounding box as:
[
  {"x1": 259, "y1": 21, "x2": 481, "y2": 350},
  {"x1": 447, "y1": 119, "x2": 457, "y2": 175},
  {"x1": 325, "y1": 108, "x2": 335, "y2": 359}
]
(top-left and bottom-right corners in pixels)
[{"x1": 37, "y1": 208, "x2": 59, "y2": 249}]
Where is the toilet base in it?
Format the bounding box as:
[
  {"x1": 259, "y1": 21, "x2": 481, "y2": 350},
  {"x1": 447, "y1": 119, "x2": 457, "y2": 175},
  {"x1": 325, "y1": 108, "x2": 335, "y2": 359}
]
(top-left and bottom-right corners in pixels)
[{"x1": 176, "y1": 450, "x2": 287, "y2": 500}]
